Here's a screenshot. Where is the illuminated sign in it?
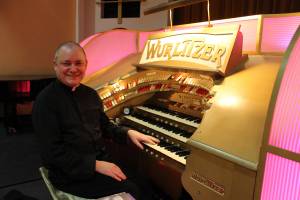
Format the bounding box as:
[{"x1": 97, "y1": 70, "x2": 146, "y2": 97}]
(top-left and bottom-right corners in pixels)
[{"x1": 139, "y1": 25, "x2": 242, "y2": 76}]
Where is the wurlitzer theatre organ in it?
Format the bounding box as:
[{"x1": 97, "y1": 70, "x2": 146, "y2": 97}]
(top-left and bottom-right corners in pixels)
[{"x1": 81, "y1": 13, "x2": 300, "y2": 200}]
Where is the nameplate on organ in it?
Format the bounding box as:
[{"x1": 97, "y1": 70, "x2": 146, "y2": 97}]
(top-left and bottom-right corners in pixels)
[{"x1": 138, "y1": 24, "x2": 243, "y2": 76}]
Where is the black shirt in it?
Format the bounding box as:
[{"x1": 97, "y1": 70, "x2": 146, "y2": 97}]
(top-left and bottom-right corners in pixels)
[{"x1": 32, "y1": 80, "x2": 129, "y2": 185}]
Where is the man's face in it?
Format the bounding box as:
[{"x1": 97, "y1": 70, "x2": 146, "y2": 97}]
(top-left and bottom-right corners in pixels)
[{"x1": 54, "y1": 47, "x2": 87, "y2": 88}]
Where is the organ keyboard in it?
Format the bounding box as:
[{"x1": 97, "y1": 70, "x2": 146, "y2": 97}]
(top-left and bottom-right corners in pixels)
[
  {"x1": 136, "y1": 106, "x2": 200, "y2": 128},
  {"x1": 123, "y1": 115, "x2": 189, "y2": 143},
  {"x1": 121, "y1": 104, "x2": 200, "y2": 167},
  {"x1": 144, "y1": 143, "x2": 188, "y2": 165}
]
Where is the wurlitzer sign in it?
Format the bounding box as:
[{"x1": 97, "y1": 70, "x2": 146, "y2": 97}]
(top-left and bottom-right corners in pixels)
[{"x1": 139, "y1": 25, "x2": 243, "y2": 76}]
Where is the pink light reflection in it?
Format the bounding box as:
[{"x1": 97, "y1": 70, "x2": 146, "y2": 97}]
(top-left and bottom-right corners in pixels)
[
  {"x1": 261, "y1": 153, "x2": 300, "y2": 200},
  {"x1": 268, "y1": 35, "x2": 300, "y2": 153},
  {"x1": 81, "y1": 30, "x2": 138, "y2": 76},
  {"x1": 139, "y1": 32, "x2": 154, "y2": 52},
  {"x1": 138, "y1": 30, "x2": 162, "y2": 52},
  {"x1": 80, "y1": 32, "x2": 102, "y2": 47},
  {"x1": 261, "y1": 16, "x2": 300, "y2": 52}
]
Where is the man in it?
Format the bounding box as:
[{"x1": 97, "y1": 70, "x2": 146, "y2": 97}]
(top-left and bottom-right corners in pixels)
[{"x1": 32, "y1": 42, "x2": 159, "y2": 199}]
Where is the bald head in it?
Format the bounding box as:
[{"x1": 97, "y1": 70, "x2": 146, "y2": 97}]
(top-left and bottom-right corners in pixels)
[
  {"x1": 53, "y1": 41, "x2": 88, "y2": 89},
  {"x1": 54, "y1": 41, "x2": 87, "y2": 64}
]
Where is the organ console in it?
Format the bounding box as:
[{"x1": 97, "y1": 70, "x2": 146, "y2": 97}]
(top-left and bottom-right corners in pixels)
[
  {"x1": 82, "y1": 13, "x2": 300, "y2": 200},
  {"x1": 102, "y1": 69, "x2": 212, "y2": 199}
]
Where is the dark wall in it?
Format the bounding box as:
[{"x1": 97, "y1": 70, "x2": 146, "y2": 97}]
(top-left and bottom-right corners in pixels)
[
  {"x1": 174, "y1": 0, "x2": 300, "y2": 25},
  {"x1": 0, "y1": 78, "x2": 54, "y2": 133},
  {"x1": 0, "y1": 79, "x2": 54, "y2": 102}
]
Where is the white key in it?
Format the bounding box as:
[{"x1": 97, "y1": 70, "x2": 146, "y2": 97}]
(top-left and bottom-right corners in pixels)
[
  {"x1": 144, "y1": 143, "x2": 186, "y2": 165},
  {"x1": 137, "y1": 106, "x2": 199, "y2": 128},
  {"x1": 124, "y1": 116, "x2": 188, "y2": 143}
]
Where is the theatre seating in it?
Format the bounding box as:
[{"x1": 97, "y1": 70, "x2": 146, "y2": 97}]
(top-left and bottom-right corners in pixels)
[{"x1": 39, "y1": 167, "x2": 135, "y2": 200}]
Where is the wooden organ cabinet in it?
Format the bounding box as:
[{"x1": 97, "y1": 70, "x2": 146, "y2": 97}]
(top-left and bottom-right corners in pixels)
[{"x1": 82, "y1": 14, "x2": 300, "y2": 200}]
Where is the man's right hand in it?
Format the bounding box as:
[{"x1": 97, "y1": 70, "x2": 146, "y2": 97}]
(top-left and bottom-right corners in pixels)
[{"x1": 95, "y1": 160, "x2": 127, "y2": 181}]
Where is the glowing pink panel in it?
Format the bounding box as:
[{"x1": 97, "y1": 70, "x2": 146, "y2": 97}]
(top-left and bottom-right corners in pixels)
[
  {"x1": 139, "y1": 32, "x2": 154, "y2": 52},
  {"x1": 139, "y1": 31, "x2": 162, "y2": 52},
  {"x1": 261, "y1": 153, "x2": 300, "y2": 200},
  {"x1": 268, "y1": 36, "x2": 300, "y2": 153},
  {"x1": 81, "y1": 30, "x2": 138, "y2": 76},
  {"x1": 261, "y1": 16, "x2": 300, "y2": 52},
  {"x1": 80, "y1": 32, "x2": 101, "y2": 47}
]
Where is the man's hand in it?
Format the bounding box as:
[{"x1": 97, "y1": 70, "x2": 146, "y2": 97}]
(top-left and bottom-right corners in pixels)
[
  {"x1": 127, "y1": 129, "x2": 160, "y2": 150},
  {"x1": 95, "y1": 160, "x2": 127, "y2": 181}
]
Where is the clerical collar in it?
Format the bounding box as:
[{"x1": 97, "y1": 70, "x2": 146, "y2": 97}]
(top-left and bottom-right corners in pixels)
[{"x1": 56, "y1": 79, "x2": 81, "y2": 93}]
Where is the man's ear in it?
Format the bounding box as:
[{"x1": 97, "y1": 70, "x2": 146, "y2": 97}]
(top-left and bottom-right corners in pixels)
[{"x1": 53, "y1": 61, "x2": 58, "y2": 71}]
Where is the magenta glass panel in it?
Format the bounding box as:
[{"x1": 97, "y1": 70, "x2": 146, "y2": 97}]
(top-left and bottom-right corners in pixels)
[
  {"x1": 261, "y1": 16, "x2": 300, "y2": 52},
  {"x1": 81, "y1": 30, "x2": 138, "y2": 76},
  {"x1": 268, "y1": 36, "x2": 300, "y2": 153},
  {"x1": 16, "y1": 81, "x2": 30, "y2": 93},
  {"x1": 261, "y1": 153, "x2": 300, "y2": 200}
]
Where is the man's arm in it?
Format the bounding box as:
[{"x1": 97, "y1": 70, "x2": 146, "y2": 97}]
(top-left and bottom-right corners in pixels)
[
  {"x1": 99, "y1": 107, "x2": 159, "y2": 148},
  {"x1": 95, "y1": 160, "x2": 127, "y2": 181},
  {"x1": 127, "y1": 129, "x2": 159, "y2": 149},
  {"x1": 99, "y1": 109, "x2": 129, "y2": 143}
]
